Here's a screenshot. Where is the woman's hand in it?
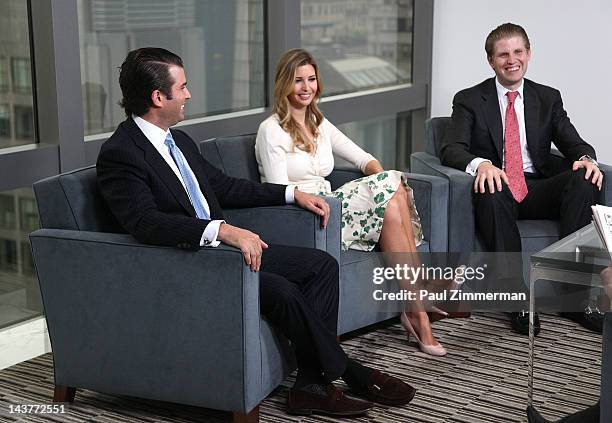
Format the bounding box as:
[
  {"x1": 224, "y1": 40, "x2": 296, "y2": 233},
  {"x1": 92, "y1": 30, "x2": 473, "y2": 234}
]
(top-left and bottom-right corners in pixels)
[{"x1": 364, "y1": 159, "x2": 384, "y2": 175}]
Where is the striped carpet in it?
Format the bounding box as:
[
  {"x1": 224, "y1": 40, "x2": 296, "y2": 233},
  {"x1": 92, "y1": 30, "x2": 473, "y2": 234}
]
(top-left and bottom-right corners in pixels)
[{"x1": 0, "y1": 313, "x2": 602, "y2": 422}]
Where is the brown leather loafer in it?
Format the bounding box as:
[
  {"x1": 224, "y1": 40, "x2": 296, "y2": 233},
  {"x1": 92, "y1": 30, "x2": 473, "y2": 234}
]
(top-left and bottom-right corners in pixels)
[
  {"x1": 349, "y1": 370, "x2": 416, "y2": 406},
  {"x1": 287, "y1": 384, "x2": 373, "y2": 416}
]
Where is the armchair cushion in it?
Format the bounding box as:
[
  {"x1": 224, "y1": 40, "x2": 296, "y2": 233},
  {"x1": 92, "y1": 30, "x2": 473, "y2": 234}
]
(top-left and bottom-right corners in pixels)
[
  {"x1": 34, "y1": 166, "x2": 122, "y2": 233},
  {"x1": 200, "y1": 133, "x2": 260, "y2": 182}
]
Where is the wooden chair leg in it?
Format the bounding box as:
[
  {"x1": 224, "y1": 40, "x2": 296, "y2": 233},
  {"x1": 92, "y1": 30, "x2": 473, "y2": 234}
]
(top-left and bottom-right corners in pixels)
[
  {"x1": 232, "y1": 405, "x2": 259, "y2": 423},
  {"x1": 53, "y1": 385, "x2": 76, "y2": 402}
]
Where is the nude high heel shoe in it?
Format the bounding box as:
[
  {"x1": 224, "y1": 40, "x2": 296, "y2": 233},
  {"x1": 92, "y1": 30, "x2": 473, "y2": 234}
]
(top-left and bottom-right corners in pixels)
[{"x1": 401, "y1": 312, "x2": 447, "y2": 357}]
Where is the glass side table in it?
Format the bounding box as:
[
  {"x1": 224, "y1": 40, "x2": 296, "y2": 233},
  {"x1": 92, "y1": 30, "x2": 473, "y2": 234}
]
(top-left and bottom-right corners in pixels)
[{"x1": 528, "y1": 222, "x2": 610, "y2": 404}]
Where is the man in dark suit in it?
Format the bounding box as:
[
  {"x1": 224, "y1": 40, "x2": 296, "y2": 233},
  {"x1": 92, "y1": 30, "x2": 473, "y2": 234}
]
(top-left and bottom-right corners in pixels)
[
  {"x1": 97, "y1": 48, "x2": 415, "y2": 417},
  {"x1": 441, "y1": 23, "x2": 604, "y2": 335}
]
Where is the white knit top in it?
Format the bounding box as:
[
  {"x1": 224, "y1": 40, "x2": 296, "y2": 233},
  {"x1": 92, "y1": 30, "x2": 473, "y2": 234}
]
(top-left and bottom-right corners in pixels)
[{"x1": 255, "y1": 115, "x2": 376, "y2": 194}]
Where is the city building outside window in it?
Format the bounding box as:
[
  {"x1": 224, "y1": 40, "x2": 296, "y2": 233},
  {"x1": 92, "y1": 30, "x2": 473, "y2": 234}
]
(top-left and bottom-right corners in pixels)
[
  {"x1": 301, "y1": 0, "x2": 413, "y2": 96},
  {"x1": 11, "y1": 58, "x2": 32, "y2": 94},
  {"x1": 0, "y1": 1, "x2": 36, "y2": 149},
  {"x1": 0, "y1": 58, "x2": 8, "y2": 92},
  {"x1": 78, "y1": 0, "x2": 266, "y2": 137}
]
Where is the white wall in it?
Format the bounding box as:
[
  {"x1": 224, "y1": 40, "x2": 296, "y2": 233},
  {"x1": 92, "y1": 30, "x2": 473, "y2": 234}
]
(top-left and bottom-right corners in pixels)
[{"x1": 431, "y1": 0, "x2": 612, "y2": 162}]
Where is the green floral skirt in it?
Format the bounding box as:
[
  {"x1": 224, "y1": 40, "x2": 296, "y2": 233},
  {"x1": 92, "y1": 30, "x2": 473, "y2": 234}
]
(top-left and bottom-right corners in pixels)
[{"x1": 320, "y1": 170, "x2": 423, "y2": 251}]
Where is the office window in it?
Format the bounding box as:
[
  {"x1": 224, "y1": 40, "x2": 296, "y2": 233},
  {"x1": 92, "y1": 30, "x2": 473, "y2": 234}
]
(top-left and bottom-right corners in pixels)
[
  {"x1": 301, "y1": 0, "x2": 413, "y2": 96},
  {"x1": 0, "y1": 104, "x2": 10, "y2": 138},
  {"x1": 336, "y1": 112, "x2": 411, "y2": 170},
  {"x1": 19, "y1": 197, "x2": 38, "y2": 232},
  {"x1": 0, "y1": 195, "x2": 15, "y2": 230},
  {"x1": 0, "y1": 187, "x2": 42, "y2": 329},
  {"x1": 11, "y1": 58, "x2": 32, "y2": 94},
  {"x1": 20, "y1": 241, "x2": 35, "y2": 276},
  {"x1": 0, "y1": 1, "x2": 36, "y2": 149},
  {"x1": 0, "y1": 58, "x2": 8, "y2": 92},
  {"x1": 78, "y1": 0, "x2": 266, "y2": 137},
  {"x1": 0, "y1": 239, "x2": 17, "y2": 273},
  {"x1": 14, "y1": 105, "x2": 34, "y2": 140}
]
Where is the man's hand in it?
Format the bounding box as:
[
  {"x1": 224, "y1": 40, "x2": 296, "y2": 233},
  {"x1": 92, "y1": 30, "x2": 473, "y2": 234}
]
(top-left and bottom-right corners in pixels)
[
  {"x1": 294, "y1": 189, "x2": 330, "y2": 228},
  {"x1": 217, "y1": 223, "x2": 268, "y2": 272},
  {"x1": 474, "y1": 162, "x2": 509, "y2": 193},
  {"x1": 572, "y1": 159, "x2": 603, "y2": 190}
]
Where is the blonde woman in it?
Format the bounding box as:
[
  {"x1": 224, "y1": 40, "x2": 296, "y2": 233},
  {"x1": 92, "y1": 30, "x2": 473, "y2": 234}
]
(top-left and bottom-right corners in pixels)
[{"x1": 255, "y1": 48, "x2": 446, "y2": 356}]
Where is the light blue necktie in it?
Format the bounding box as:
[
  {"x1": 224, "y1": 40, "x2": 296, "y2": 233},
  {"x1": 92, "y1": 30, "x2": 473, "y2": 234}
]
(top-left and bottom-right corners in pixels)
[{"x1": 164, "y1": 132, "x2": 210, "y2": 220}]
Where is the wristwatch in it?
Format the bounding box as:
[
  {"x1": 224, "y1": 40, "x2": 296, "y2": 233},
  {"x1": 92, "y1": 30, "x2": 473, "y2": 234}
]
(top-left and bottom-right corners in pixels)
[{"x1": 579, "y1": 155, "x2": 598, "y2": 167}]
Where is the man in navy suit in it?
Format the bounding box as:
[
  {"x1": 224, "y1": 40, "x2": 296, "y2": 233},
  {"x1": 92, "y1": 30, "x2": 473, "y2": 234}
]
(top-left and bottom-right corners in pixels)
[
  {"x1": 97, "y1": 48, "x2": 415, "y2": 417},
  {"x1": 441, "y1": 23, "x2": 604, "y2": 335}
]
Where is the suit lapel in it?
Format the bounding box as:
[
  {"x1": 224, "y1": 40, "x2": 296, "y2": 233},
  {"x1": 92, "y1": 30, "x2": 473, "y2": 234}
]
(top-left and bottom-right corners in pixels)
[
  {"x1": 481, "y1": 79, "x2": 504, "y2": 162},
  {"x1": 523, "y1": 80, "x2": 540, "y2": 159},
  {"x1": 123, "y1": 119, "x2": 196, "y2": 217}
]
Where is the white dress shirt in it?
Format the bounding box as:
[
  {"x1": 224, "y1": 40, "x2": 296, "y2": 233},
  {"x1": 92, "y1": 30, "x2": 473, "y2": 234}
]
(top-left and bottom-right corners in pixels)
[{"x1": 466, "y1": 78, "x2": 535, "y2": 175}]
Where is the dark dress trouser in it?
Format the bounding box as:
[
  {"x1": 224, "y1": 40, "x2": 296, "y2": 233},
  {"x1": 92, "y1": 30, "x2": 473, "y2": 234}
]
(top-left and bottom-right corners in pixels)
[
  {"x1": 473, "y1": 168, "x2": 599, "y2": 303},
  {"x1": 259, "y1": 245, "x2": 348, "y2": 384},
  {"x1": 475, "y1": 168, "x2": 598, "y2": 252}
]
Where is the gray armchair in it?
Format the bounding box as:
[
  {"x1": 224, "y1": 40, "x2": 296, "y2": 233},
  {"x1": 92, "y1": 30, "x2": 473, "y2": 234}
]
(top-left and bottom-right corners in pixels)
[
  {"x1": 411, "y1": 117, "x2": 612, "y2": 298},
  {"x1": 200, "y1": 134, "x2": 450, "y2": 334},
  {"x1": 29, "y1": 166, "x2": 338, "y2": 422},
  {"x1": 411, "y1": 117, "x2": 612, "y2": 252}
]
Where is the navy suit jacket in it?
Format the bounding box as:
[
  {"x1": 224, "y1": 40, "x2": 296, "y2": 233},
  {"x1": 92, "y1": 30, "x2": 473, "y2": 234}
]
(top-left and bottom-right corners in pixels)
[
  {"x1": 97, "y1": 117, "x2": 287, "y2": 249},
  {"x1": 440, "y1": 77, "x2": 596, "y2": 178}
]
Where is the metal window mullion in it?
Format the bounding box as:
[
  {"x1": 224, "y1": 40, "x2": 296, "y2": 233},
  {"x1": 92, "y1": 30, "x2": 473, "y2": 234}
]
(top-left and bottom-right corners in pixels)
[
  {"x1": 411, "y1": 0, "x2": 434, "y2": 154},
  {"x1": 412, "y1": 0, "x2": 434, "y2": 112},
  {"x1": 266, "y1": 0, "x2": 301, "y2": 110},
  {"x1": 30, "y1": 0, "x2": 85, "y2": 173}
]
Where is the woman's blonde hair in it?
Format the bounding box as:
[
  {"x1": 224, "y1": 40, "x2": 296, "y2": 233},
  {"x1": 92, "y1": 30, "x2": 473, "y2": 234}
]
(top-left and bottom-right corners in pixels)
[{"x1": 272, "y1": 49, "x2": 324, "y2": 154}]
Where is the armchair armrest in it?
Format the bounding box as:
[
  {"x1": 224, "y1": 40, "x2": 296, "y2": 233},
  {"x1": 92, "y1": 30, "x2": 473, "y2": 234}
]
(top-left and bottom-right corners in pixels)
[
  {"x1": 598, "y1": 163, "x2": 612, "y2": 206},
  {"x1": 29, "y1": 229, "x2": 265, "y2": 412},
  {"x1": 411, "y1": 152, "x2": 475, "y2": 252},
  {"x1": 223, "y1": 200, "x2": 342, "y2": 263},
  {"x1": 403, "y1": 172, "x2": 448, "y2": 252}
]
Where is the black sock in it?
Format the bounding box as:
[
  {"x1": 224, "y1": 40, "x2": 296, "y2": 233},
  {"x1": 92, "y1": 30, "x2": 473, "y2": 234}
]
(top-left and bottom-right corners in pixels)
[
  {"x1": 293, "y1": 367, "x2": 326, "y2": 390},
  {"x1": 341, "y1": 359, "x2": 374, "y2": 391}
]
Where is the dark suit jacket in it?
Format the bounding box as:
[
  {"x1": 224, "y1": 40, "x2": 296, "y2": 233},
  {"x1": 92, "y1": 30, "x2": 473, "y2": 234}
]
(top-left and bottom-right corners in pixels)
[
  {"x1": 440, "y1": 77, "x2": 596, "y2": 177},
  {"x1": 97, "y1": 117, "x2": 287, "y2": 249}
]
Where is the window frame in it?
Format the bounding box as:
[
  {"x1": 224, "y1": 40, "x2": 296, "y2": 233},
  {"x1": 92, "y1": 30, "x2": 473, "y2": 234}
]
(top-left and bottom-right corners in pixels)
[{"x1": 0, "y1": 0, "x2": 433, "y2": 190}]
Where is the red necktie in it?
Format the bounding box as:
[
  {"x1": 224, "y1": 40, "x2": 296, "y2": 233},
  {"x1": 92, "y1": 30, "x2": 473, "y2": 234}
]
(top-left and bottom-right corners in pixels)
[{"x1": 504, "y1": 91, "x2": 528, "y2": 203}]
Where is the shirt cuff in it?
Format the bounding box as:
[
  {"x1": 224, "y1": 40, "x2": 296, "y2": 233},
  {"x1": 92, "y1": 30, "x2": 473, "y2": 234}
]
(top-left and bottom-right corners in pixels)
[
  {"x1": 200, "y1": 220, "x2": 225, "y2": 247},
  {"x1": 285, "y1": 185, "x2": 296, "y2": 203},
  {"x1": 466, "y1": 158, "x2": 492, "y2": 176},
  {"x1": 579, "y1": 155, "x2": 599, "y2": 167}
]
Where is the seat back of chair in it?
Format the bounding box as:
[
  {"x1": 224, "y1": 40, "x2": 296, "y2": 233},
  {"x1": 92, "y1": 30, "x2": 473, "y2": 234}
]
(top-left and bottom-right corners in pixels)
[
  {"x1": 199, "y1": 134, "x2": 260, "y2": 182},
  {"x1": 425, "y1": 117, "x2": 451, "y2": 157},
  {"x1": 33, "y1": 165, "x2": 123, "y2": 232}
]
